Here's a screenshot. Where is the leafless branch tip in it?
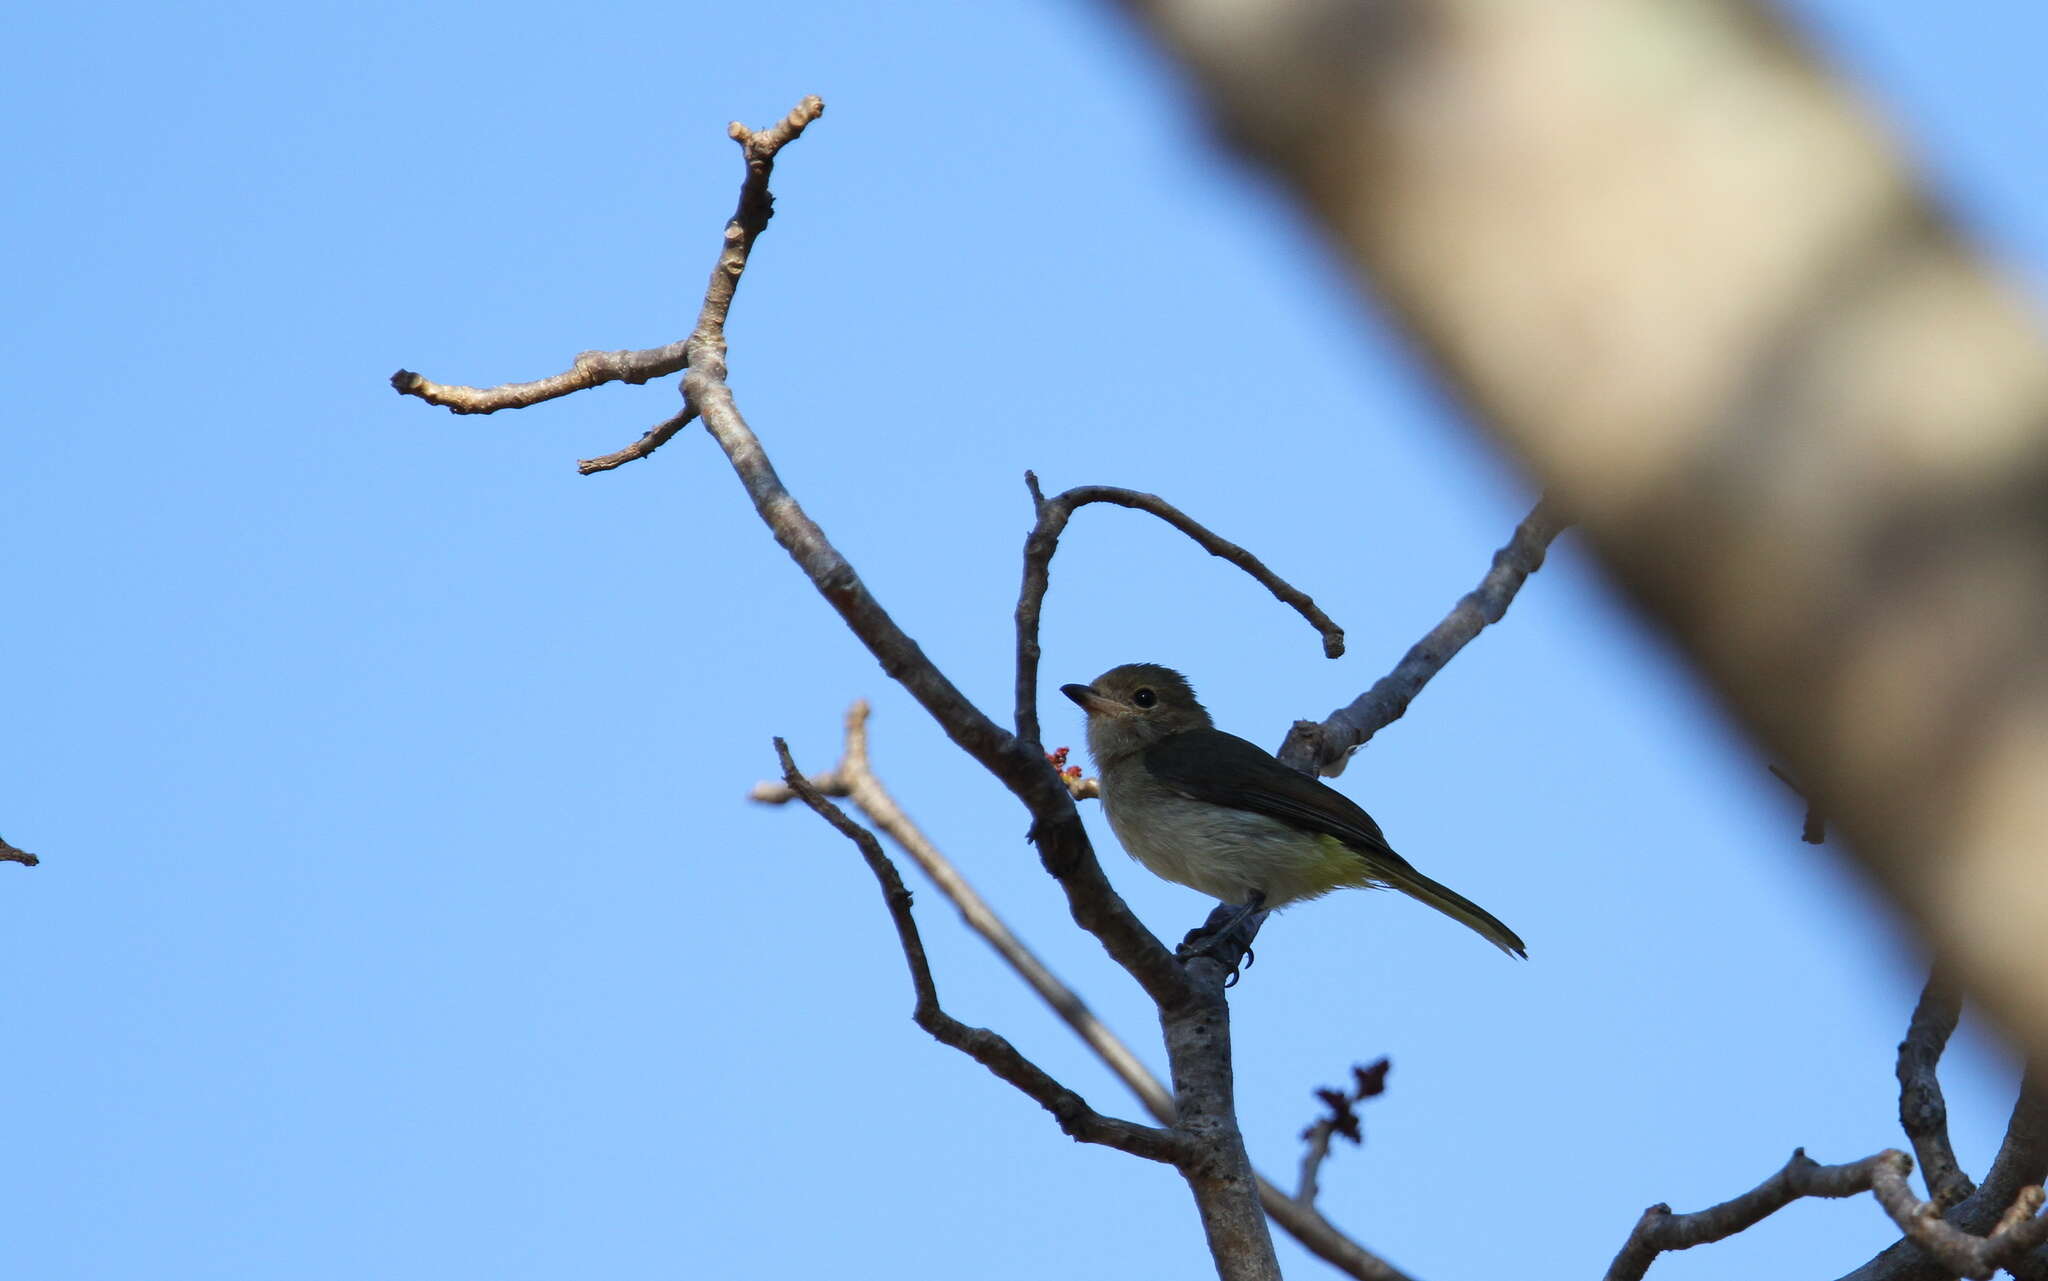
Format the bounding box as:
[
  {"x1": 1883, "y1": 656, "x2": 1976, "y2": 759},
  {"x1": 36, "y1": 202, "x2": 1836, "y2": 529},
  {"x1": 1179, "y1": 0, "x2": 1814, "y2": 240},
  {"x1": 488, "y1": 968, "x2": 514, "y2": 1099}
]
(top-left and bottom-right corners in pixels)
[
  {"x1": 1280, "y1": 494, "x2": 1566, "y2": 776},
  {"x1": 1014, "y1": 479, "x2": 1346, "y2": 749},
  {"x1": 1294, "y1": 1058, "x2": 1389, "y2": 1207}
]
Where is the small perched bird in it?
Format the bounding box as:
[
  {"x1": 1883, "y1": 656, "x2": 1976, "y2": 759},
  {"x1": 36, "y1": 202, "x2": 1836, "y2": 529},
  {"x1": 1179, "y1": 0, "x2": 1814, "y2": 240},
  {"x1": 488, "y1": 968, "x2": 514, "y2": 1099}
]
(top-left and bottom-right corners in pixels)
[{"x1": 1061, "y1": 663, "x2": 1525, "y2": 957}]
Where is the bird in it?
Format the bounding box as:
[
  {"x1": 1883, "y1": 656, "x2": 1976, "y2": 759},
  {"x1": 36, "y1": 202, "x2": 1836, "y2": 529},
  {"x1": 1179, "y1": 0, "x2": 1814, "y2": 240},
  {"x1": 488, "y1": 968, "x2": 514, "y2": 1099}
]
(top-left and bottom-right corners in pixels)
[{"x1": 1060, "y1": 663, "x2": 1525, "y2": 958}]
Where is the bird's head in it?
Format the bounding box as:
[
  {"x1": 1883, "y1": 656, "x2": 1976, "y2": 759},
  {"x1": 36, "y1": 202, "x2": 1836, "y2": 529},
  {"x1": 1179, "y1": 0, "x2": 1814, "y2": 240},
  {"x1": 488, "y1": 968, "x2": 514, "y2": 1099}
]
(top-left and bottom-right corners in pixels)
[{"x1": 1060, "y1": 663, "x2": 1211, "y2": 763}]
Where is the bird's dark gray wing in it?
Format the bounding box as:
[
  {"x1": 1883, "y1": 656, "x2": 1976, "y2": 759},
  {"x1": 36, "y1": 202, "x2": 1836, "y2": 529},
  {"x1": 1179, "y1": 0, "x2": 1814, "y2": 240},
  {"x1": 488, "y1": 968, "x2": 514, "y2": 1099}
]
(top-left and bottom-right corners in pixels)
[
  {"x1": 1145, "y1": 728, "x2": 1528, "y2": 957},
  {"x1": 1142, "y1": 729, "x2": 1414, "y2": 869}
]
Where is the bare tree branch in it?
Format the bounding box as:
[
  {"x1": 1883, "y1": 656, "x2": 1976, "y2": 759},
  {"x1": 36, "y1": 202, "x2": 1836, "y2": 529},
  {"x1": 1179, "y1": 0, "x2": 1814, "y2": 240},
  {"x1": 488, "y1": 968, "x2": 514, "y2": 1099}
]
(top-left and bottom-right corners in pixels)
[
  {"x1": 396, "y1": 100, "x2": 1282, "y2": 1277},
  {"x1": 756, "y1": 701, "x2": 1178, "y2": 1125},
  {"x1": 1863, "y1": 1149, "x2": 2048, "y2": 1281},
  {"x1": 1844, "y1": 1071, "x2": 2048, "y2": 1281},
  {"x1": 0, "y1": 834, "x2": 38, "y2": 867},
  {"x1": 757, "y1": 704, "x2": 1415, "y2": 1281},
  {"x1": 577, "y1": 96, "x2": 826, "y2": 473},
  {"x1": 773, "y1": 737, "x2": 1187, "y2": 1166},
  {"x1": 1014, "y1": 472, "x2": 1346, "y2": 751},
  {"x1": 391, "y1": 95, "x2": 822, "y2": 470},
  {"x1": 1897, "y1": 969, "x2": 1974, "y2": 1209},
  {"x1": 677, "y1": 215, "x2": 1186, "y2": 1015},
  {"x1": 389, "y1": 342, "x2": 690, "y2": 416},
  {"x1": 403, "y1": 95, "x2": 1426, "y2": 1281},
  {"x1": 1608, "y1": 1149, "x2": 1909, "y2": 1281},
  {"x1": 1278, "y1": 494, "x2": 1566, "y2": 775}
]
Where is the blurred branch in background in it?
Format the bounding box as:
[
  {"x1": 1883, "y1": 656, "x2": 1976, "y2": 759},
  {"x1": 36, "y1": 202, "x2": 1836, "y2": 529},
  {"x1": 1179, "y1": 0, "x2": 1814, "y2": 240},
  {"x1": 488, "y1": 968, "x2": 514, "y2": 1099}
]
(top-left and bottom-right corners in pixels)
[{"x1": 1104, "y1": 0, "x2": 2048, "y2": 1076}]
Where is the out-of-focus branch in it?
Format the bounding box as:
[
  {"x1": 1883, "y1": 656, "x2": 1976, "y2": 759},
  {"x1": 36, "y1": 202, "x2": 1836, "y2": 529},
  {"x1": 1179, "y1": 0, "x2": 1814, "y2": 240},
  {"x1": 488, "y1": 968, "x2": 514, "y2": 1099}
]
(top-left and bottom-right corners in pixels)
[
  {"x1": 1105, "y1": 0, "x2": 2048, "y2": 1072},
  {"x1": 1277, "y1": 494, "x2": 1565, "y2": 775},
  {"x1": 773, "y1": 738, "x2": 1186, "y2": 1166},
  {"x1": 1014, "y1": 472, "x2": 1346, "y2": 751},
  {"x1": 1768, "y1": 764, "x2": 1828, "y2": 844},
  {"x1": 756, "y1": 704, "x2": 1415, "y2": 1281},
  {"x1": 0, "y1": 834, "x2": 38, "y2": 867}
]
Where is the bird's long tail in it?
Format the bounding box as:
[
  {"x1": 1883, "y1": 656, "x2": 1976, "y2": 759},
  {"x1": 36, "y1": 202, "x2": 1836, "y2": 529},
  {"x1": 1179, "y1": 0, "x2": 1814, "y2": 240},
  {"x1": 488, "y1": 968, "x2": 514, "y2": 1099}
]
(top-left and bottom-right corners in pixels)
[{"x1": 1378, "y1": 865, "x2": 1527, "y2": 958}]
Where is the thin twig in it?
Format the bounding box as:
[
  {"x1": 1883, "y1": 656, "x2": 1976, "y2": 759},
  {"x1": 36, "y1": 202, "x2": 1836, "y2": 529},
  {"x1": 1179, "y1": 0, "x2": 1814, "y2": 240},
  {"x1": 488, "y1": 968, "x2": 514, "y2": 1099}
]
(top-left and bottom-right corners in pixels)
[
  {"x1": 577, "y1": 97, "x2": 825, "y2": 473},
  {"x1": 756, "y1": 701, "x2": 1177, "y2": 1124},
  {"x1": 1295, "y1": 1059, "x2": 1390, "y2": 1207},
  {"x1": 1014, "y1": 473, "x2": 1345, "y2": 750},
  {"x1": 1607, "y1": 1149, "x2": 1909, "y2": 1281},
  {"x1": 1897, "y1": 968, "x2": 1974, "y2": 1208},
  {"x1": 390, "y1": 95, "x2": 823, "y2": 470},
  {"x1": 389, "y1": 342, "x2": 690, "y2": 415},
  {"x1": 1278, "y1": 495, "x2": 1567, "y2": 776},
  {"x1": 0, "y1": 834, "x2": 38, "y2": 867},
  {"x1": 774, "y1": 737, "x2": 1186, "y2": 1166}
]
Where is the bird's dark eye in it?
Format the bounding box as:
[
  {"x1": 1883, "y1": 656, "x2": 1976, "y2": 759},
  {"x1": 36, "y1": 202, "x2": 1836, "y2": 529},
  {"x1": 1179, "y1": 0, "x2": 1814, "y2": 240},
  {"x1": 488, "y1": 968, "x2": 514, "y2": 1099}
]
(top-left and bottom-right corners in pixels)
[{"x1": 1132, "y1": 688, "x2": 1157, "y2": 709}]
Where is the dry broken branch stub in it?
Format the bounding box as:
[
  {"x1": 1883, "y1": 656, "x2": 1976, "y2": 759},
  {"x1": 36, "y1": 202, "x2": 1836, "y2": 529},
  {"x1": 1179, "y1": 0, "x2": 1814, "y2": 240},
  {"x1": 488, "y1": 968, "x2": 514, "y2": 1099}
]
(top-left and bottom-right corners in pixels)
[
  {"x1": 1607, "y1": 1149, "x2": 1910, "y2": 1281},
  {"x1": 0, "y1": 834, "x2": 38, "y2": 867},
  {"x1": 1295, "y1": 1057, "x2": 1390, "y2": 1207}
]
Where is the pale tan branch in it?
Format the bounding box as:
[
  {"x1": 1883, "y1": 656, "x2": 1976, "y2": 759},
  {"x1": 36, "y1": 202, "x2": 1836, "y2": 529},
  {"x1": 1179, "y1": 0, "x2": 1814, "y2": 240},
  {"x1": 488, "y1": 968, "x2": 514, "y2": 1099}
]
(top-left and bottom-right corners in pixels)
[
  {"x1": 389, "y1": 343, "x2": 689, "y2": 416},
  {"x1": 390, "y1": 95, "x2": 823, "y2": 472},
  {"x1": 773, "y1": 737, "x2": 1185, "y2": 1166},
  {"x1": 757, "y1": 701, "x2": 1177, "y2": 1124}
]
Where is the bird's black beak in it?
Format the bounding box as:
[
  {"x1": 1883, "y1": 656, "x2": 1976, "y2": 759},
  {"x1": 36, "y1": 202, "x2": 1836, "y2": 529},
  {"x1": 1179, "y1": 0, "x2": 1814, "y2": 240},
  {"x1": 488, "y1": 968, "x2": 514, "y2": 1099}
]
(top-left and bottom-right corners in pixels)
[{"x1": 1060, "y1": 683, "x2": 1097, "y2": 711}]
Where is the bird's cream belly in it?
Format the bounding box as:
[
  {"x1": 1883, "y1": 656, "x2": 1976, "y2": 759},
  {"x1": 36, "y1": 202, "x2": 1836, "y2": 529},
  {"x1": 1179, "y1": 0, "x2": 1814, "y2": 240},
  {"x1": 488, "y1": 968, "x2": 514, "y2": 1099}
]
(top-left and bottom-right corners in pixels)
[{"x1": 1102, "y1": 792, "x2": 1367, "y2": 907}]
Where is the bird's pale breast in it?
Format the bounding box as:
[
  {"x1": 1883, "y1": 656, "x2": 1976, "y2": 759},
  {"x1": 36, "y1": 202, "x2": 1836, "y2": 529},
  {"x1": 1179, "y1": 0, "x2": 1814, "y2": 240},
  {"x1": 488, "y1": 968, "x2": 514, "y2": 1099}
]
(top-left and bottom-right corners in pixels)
[{"x1": 1097, "y1": 759, "x2": 1369, "y2": 907}]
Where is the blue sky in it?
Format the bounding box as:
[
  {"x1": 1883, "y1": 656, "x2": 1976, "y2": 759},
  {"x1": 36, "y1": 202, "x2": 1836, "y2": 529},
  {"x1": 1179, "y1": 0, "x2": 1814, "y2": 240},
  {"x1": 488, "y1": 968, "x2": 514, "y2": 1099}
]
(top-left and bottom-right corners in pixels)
[{"x1": 4, "y1": 2, "x2": 2043, "y2": 1278}]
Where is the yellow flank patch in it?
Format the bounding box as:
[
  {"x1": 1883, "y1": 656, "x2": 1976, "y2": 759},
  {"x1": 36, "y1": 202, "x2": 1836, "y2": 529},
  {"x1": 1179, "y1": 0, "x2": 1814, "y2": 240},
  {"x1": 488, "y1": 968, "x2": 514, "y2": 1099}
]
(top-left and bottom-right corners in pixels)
[{"x1": 1311, "y1": 833, "x2": 1376, "y2": 893}]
